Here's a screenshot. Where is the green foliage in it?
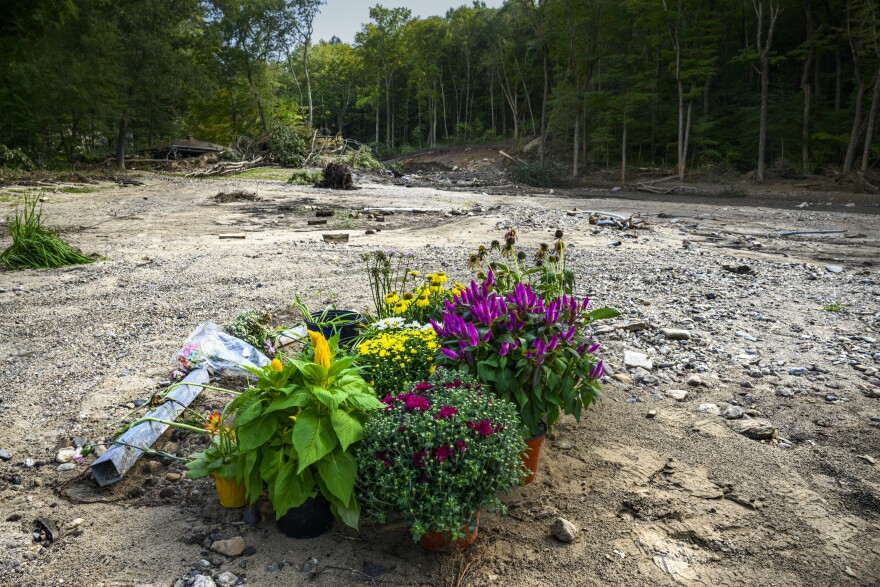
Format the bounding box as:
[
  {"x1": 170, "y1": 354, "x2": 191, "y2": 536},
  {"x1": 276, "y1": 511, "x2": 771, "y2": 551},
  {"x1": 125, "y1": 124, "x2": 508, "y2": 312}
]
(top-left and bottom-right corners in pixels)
[
  {"x1": 269, "y1": 125, "x2": 308, "y2": 168},
  {"x1": 0, "y1": 145, "x2": 35, "y2": 171},
  {"x1": 821, "y1": 303, "x2": 845, "y2": 313},
  {"x1": 0, "y1": 195, "x2": 93, "y2": 269},
  {"x1": 287, "y1": 169, "x2": 321, "y2": 185},
  {"x1": 228, "y1": 335, "x2": 383, "y2": 528},
  {"x1": 225, "y1": 309, "x2": 277, "y2": 353},
  {"x1": 356, "y1": 370, "x2": 526, "y2": 541},
  {"x1": 514, "y1": 160, "x2": 565, "y2": 188}
]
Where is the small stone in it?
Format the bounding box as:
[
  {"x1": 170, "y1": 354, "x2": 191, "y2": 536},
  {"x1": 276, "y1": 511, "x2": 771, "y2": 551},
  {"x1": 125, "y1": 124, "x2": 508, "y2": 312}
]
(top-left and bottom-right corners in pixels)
[
  {"x1": 685, "y1": 374, "x2": 703, "y2": 387},
  {"x1": 788, "y1": 367, "x2": 808, "y2": 377},
  {"x1": 165, "y1": 472, "x2": 182, "y2": 482},
  {"x1": 738, "y1": 419, "x2": 776, "y2": 440},
  {"x1": 665, "y1": 389, "x2": 688, "y2": 401},
  {"x1": 300, "y1": 557, "x2": 319, "y2": 573},
  {"x1": 736, "y1": 331, "x2": 757, "y2": 342},
  {"x1": 551, "y1": 517, "x2": 579, "y2": 542},
  {"x1": 646, "y1": 410, "x2": 657, "y2": 419},
  {"x1": 211, "y1": 536, "x2": 246, "y2": 557},
  {"x1": 722, "y1": 405, "x2": 744, "y2": 419},
  {"x1": 624, "y1": 350, "x2": 653, "y2": 371},
  {"x1": 57, "y1": 463, "x2": 76, "y2": 472},
  {"x1": 56, "y1": 448, "x2": 76, "y2": 463},
  {"x1": 159, "y1": 487, "x2": 177, "y2": 498},
  {"x1": 0, "y1": 449, "x2": 12, "y2": 461},
  {"x1": 191, "y1": 576, "x2": 216, "y2": 587},
  {"x1": 216, "y1": 572, "x2": 238, "y2": 587},
  {"x1": 825, "y1": 265, "x2": 844, "y2": 273},
  {"x1": 131, "y1": 398, "x2": 149, "y2": 407},
  {"x1": 660, "y1": 328, "x2": 691, "y2": 341},
  {"x1": 66, "y1": 518, "x2": 85, "y2": 529},
  {"x1": 266, "y1": 562, "x2": 282, "y2": 573},
  {"x1": 697, "y1": 403, "x2": 721, "y2": 416},
  {"x1": 22, "y1": 458, "x2": 35, "y2": 468},
  {"x1": 776, "y1": 388, "x2": 794, "y2": 398},
  {"x1": 242, "y1": 545, "x2": 257, "y2": 556},
  {"x1": 72, "y1": 436, "x2": 87, "y2": 448},
  {"x1": 611, "y1": 373, "x2": 634, "y2": 385},
  {"x1": 858, "y1": 454, "x2": 876, "y2": 465}
]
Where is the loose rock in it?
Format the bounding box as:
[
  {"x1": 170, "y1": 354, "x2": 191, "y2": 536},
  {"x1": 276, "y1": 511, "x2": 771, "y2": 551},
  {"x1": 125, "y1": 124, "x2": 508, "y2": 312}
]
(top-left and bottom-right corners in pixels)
[
  {"x1": 216, "y1": 572, "x2": 238, "y2": 587},
  {"x1": 722, "y1": 405, "x2": 745, "y2": 419},
  {"x1": 660, "y1": 328, "x2": 691, "y2": 341},
  {"x1": 192, "y1": 576, "x2": 216, "y2": 587},
  {"x1": 697, "y1": 403, "x2": 721, "y2": 416},
  {"x1": 210, "y1": 536, "x2": 246, "y2": 557},
  {"x1": 665, "y1": 389, "x2": 688, "y2": 401},
  {"x1": 624, "y1": 350, "x2": 653, "y2": 371},
  {"x1": 738, "y1": 419, "x2": 776, "y2": 440},
  {"x1": 552, "y1": 517, "x2": 579, "y2": 542},
  {"x1": 56, "y1": 448, "x2": 76, "y2": 463}
]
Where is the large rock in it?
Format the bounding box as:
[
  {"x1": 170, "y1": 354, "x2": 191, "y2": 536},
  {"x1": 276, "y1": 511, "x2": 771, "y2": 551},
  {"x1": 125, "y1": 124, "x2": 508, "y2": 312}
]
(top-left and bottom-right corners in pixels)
[
  {"x1": 192, "y1": 576, "x2": 217, "y2": 587},
  {"x1": 211, "y1": 536, "x2": 246, "y2": 557},
  {"x1": 738, "y1": 419, "x2": 776, "y2": 440},
  {"x1": 665, "y1": 389, "x2": 689, "y2": 401},
  {"x1": 624, "y1": 350, "x2": 653, "y2": 371},
  {"x1": 661, "y1": 328, "x2": 691, "y2": 341},
  {"x1": 551, "y1": 517, "x2": 579, "y2": 542}
]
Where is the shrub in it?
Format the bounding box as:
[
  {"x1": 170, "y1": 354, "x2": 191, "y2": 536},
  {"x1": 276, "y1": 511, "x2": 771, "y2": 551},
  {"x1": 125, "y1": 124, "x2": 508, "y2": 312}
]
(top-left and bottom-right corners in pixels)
[
  {"x1": 0, "y1": 145, "x2": 35, "y2": 171},
  {"x1": 513, "y1": 160, "x2": 565, "y2": 187},
  {"x1": 270, "y1": 125, "x2": 307, "y2": 168}
]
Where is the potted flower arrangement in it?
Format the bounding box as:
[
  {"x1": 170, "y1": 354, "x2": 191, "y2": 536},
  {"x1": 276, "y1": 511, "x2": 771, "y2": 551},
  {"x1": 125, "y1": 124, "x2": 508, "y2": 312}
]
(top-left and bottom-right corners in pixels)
[
  {"x1": 356, "y1": 370, "x2": 526, "y2": 550},
  {"x1": 229, "y1": 331, "x2": 384, "y2": 535},
  {"x1": 431, "y1": 270, "x2": 618, "y2": 482},
  {"x1": 356, "y1": 320, "x2": 440, "y2": 395}
]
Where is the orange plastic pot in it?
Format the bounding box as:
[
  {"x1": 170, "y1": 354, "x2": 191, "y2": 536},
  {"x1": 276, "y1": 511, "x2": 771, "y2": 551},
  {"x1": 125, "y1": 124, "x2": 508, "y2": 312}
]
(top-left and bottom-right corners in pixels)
[
  {"x1": 419, "y1": 512, "x2": 480, "y2": 552},
  {"x1": 212, "y1": 473, "x2": 247, "y2": 508},
  {"x1": 521, "y1": 423, "x2": 547, "y2": 484}
]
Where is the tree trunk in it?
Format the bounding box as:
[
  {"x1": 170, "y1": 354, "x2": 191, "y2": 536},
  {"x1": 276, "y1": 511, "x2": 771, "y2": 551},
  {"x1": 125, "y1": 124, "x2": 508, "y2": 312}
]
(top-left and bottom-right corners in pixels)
[
  {"x1": 540, "y1": 43, "x2": 549, "y2": 160},
  {"x1": 620, "y1": 117, "x2": 627, "y2": 183},
  {"x1": 115, "y1": 117, "x2": 127, "y2": 172},
  {"x1": 754, "y1": 0, "x2": 781, "y2": 184},
  {"x1": 676, "y1": 79, "x2": 685, "y2": 179},
  {"x1": 573, "y1": 107, "x2": 579, "y2": 178},
  {"x1": 859, "y1": 65, "x2": 880, "y2": 175},
  {"x1": 246, "y1": 66, "x2": 268, "y2": 133},
  {"x1": 835, "y1": 44, "x2": 843, "y2": 111},
  {"x1": 375, "y1": 79, "x2": 380, "y2": 145},
  {"x1": 801, "y1": 0, "x2": 814, "y2": 172},
  {"x1": 842, "y1": 78, "x2": 865, "y2": 174},
  {"x1": 303, "y1": 41, "x2": 313, "y2": 128}
]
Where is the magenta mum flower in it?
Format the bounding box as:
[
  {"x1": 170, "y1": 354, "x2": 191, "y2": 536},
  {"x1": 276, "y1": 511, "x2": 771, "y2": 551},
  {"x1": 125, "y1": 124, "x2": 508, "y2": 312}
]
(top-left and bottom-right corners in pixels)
[{"x1": 434, "y1": 405, "x2": 458, "y2": 419}]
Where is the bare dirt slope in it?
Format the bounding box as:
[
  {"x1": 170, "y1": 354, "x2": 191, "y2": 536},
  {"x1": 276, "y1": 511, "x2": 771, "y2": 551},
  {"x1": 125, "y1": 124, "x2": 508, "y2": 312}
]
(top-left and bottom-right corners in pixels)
[{"x1": 0, "y1": 172, "x2": 878, "y2": 587}]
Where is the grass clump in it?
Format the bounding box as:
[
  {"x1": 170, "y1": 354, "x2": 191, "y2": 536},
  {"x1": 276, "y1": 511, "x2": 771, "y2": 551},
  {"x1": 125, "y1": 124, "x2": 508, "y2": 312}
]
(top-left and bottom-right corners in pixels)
[
  {"x1": 287, "y1": 169, "x2": 322, "y2": 185},
  {"x1": 0, "y1": 195, "x2": 94, "y2": 269},
  {"x1": 821, "y1": 303, "x2": 845, "y2": 312}
]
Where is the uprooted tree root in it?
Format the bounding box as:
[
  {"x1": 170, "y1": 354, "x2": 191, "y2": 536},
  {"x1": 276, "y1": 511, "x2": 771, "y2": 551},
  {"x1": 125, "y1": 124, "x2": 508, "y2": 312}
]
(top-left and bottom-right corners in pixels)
[
  {"x1": 317, "y1": 162, "x2": 355, "y2": 190},
  {"x1": 213, "y1": 190, "x2": 259, "y2": 203}
]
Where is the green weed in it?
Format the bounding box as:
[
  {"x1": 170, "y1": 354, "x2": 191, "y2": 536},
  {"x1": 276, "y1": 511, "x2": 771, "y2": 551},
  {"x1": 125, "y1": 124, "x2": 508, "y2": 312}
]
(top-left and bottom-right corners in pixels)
[{"x1": 0, "y1": 195, "x2": 94, "y2": 269}]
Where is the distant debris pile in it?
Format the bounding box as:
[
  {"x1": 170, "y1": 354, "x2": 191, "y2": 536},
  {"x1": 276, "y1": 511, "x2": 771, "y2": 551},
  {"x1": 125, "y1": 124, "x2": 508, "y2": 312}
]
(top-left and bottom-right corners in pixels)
[{"x1": 317, "y1": 163, "x2": 355, "y2": 190}]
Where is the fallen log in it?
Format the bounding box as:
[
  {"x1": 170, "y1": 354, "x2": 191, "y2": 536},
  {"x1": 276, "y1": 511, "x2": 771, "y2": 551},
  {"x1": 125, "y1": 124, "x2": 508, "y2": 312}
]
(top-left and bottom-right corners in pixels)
[
  {"x1": 499, "y1": 150, "x2": 525, "y2": 165},
  {"x1": 774, "y1": 229, "x2": 848, "y2": 236}
]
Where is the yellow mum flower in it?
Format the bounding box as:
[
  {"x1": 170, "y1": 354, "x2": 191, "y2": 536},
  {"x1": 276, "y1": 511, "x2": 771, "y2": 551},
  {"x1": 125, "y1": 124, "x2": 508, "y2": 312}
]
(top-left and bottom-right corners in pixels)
[
  {"x1": 308, "y1": 330, "x2": 331, "y2": 369},
  {"x1": 270, "y1": 358, "x2": 284, "y2": 371},
  {"x1": 434, "y1": 271, "x2": 448, "y2": 284}
]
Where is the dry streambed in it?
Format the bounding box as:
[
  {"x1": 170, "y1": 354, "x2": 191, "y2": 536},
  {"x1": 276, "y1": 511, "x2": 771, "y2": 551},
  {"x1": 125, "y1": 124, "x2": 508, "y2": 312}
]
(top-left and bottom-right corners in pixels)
[{"x1": 0, "y1": 176, "x2": 878, "y2": 587}]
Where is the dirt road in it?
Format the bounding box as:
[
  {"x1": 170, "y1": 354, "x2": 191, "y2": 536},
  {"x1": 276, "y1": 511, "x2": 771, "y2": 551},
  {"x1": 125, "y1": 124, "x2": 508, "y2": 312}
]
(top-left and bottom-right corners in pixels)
[{"x1": 0, "y1": 172, "x2": 878, "y2": 586}]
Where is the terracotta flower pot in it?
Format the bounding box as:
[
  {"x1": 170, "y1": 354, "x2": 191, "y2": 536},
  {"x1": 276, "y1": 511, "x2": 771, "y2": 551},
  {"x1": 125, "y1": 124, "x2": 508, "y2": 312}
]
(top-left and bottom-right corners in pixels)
[
  {"x1": 419, "y1": 512, "x2": 480, "y2": 552},
  {"x1": 521, "y1": 422, "x2": 547, "y2": 484},
  {"x1": 211, "y1": 473, "x2": 247, "y2": 508}
]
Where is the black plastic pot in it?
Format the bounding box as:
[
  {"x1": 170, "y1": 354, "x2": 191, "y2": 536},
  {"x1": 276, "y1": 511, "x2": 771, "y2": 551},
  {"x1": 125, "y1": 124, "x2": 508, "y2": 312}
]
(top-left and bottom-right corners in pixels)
[
  {"x1": 305, "y1": 310, "x2": 365, "y2": 346},
  {"x1": 276, "y1": 495, "x2": 333, "y2": 539}
]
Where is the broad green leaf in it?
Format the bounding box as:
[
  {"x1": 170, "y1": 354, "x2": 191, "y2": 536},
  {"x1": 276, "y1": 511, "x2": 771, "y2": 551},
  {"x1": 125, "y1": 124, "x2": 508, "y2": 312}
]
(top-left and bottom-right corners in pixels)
[
  {"x1": 343, "y1": 393, "x2": 383, "y2": 411},
  {"x1": 330, "y1": 409, "x2": 363, "y2": 451},
  {"x1": 292, "y1": 408, "x2": 338, "y2": 472},
  {"x1": 312, "y1": 386, "x2": 339, "y2": 410},
  {"x1": 328, "y1": 355, "x2": 357, "y2": 377},
  {"x1": 332, "y1": 493, "x2": 361, "y2": 530},
  {"x1": 302, "y1": 363, "x2": 328, "y2": 384},
  {"x1": 232, "y1": 399, "x2": 264, "y2": 428},
  {"x1": 317, "y1": 450, "x2": 356, "y2": 505},
  {"x1": 237, "y1": 412, "x2": 278, "y2": 452},
  {"x1": 271, "y1": 465, "x2": 313, "y2": 518},
  {"x1": 588, "y1": 307, "x2": 621, "y2": 321},
  {"x1": 264, "y1": 392, "x2": 310, "y2": 415}
]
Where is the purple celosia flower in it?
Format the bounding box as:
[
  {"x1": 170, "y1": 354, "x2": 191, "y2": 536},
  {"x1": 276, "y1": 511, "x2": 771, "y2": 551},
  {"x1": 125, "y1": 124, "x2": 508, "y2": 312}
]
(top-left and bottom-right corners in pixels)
[{"x1": 589, "y1": 360, "x2": 605, "y2": 380}]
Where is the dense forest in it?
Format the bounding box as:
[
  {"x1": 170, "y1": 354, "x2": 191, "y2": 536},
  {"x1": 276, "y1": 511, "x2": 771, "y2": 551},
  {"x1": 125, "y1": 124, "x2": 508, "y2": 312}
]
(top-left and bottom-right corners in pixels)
[{"x1": 1, "y1": 0, "x2": 878, "y2": 181}]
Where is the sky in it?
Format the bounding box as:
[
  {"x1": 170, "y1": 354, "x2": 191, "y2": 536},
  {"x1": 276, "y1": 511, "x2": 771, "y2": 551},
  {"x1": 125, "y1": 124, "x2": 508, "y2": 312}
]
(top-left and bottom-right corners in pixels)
[{"x1": 312, "y1": 0, "x2": 505, "y2": 45}]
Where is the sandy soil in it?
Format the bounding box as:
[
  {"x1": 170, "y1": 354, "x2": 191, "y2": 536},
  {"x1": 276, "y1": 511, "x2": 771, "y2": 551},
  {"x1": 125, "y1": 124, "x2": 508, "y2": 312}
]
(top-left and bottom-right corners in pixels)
[{"x1": 0, "y1": 168, "x2": 878, "y2": 587}]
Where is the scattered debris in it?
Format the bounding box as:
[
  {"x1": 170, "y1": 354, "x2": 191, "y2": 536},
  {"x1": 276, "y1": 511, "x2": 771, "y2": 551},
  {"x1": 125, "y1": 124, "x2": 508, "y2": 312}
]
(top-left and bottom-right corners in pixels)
[
  {"x1": 775, "y1": 229, "x2": 847, "y2": 236},
  {"x1": 218, "y1": 234, "x2": 246, "y2": 240},
  {"x1": 186, "y1": 157, "x2": 264, "y2": 178},
  {"x1": 722, "y1": 264, "x2": 756, "y2": 275},
  {"x1": 213, "y1": 190, "x2": 258, "y2": 203},
  {"x1": 322, "y1": 233, "x2": 349, "y2": 244}
]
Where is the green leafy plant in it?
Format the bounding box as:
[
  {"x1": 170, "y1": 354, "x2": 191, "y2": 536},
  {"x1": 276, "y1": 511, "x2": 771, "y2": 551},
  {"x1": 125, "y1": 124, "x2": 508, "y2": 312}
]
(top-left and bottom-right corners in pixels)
[
  {"x1": 356, "y1": 370, "x2": 526, "y2": 541},
  {"x1": 225, "y1": 309, "x2": 280, "y2": 356},
  {"x1": 513, "y1": 160, "x2": 564, "y2": 188},
  {"x1": 287, "y1": 169, "x2": 322, "y2": 185},
  {"x1": 432, "y1": 273, "x2": 619, "y2": 436},
  {"x1": 821, "y1": 303, "x2": 845, "y2": 312},
  {"x1": 229, "y1": 332, "x2": 383, "y2": 528},
  {"x1": 0, "y1": 195, "x2": 94, "y2": 269}
]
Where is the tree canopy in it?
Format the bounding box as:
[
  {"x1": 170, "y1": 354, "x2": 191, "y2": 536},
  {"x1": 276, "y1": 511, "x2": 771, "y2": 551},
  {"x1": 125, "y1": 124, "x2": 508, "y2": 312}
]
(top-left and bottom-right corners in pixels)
[{"x1": 0, "y1": 0, "x2": 877, "y2": 178}]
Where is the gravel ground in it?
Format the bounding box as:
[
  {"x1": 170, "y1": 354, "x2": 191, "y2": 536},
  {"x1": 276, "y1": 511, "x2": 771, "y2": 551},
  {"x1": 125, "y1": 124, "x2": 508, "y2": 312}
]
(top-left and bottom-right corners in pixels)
[{"x1": 0, "y1": 173, "x2": 878, "y2": 587}]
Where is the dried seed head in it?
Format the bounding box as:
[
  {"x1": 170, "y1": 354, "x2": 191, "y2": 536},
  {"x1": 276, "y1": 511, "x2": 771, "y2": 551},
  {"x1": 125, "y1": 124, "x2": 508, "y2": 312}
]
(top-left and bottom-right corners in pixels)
[{"x1": 555, "y1": 229, "x2": 564, "y2": 239}]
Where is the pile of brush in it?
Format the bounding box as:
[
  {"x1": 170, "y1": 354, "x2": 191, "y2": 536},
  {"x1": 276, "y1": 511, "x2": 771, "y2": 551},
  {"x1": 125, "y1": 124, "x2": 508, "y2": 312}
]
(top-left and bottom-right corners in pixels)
[
  {"x1": 0, "y1": 196, "x2": 94, "y2": 269},
  {"x1": 317, "y1": 162, "x2": 355, "y2": 190}
]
